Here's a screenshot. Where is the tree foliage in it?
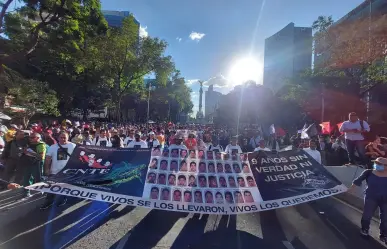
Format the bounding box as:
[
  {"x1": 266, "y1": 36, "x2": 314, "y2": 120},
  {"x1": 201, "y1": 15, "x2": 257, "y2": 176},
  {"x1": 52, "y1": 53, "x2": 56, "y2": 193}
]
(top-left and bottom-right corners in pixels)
[
  {"x1": 0, "y1": 0, "x2": 107, "y2": 71},
  {"x1": 283, "y1": 14, "x2": 387, "y2": 123},
  {"x1": 0, "y1": 66, "x2": 59, "y2": 126}
]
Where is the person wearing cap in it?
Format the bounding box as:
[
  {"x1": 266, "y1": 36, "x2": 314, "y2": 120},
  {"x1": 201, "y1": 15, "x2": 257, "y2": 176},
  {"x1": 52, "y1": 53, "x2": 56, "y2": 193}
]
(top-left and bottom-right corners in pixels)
[
  {"x1": 349, "y1": 157, "x2": 387, "y2": 242},
  {"x1": 147, "y1": 132, "x2": 160, "y2": 149},
  {"x1": 127, "y1": 133, "x2": 148, "y2": 148},
  {"x1": 169, "y1": 134, "x2": 188, "y2": 150},
  {"x1": 339, "y1": 112, "x2": 370, "y2": 166}
]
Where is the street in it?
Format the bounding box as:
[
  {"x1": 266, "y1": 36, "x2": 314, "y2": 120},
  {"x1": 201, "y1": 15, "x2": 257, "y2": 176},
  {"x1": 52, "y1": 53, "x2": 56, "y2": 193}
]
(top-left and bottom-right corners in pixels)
[{"x1": 0, "y1": 194, "x2": 385, "y2": 249}]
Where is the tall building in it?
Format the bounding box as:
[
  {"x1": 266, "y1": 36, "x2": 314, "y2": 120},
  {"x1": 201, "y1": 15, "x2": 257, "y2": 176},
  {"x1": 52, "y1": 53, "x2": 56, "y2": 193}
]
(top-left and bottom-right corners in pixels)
[
  {"x1": 205, "y1": 85, "x2": 223, "y2": 123},
  {"x1": 314, "y1": 0, "x2": 387, "y2": 123},
  {"x1": 102, "y1": 10, "x2": 140, "y2": 27},
  {"x1": 263, "y1": 23, "x2": 313, "y2": 93}
]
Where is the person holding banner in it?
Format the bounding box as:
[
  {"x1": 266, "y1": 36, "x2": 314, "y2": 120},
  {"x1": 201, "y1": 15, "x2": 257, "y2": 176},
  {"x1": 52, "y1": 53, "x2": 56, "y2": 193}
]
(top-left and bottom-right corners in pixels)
[
  {"x1": 127, "y1": 133, "x2": 148, "y2": 149},
  {"x1": 350, "y1": 157, "x2": 387, "y2": 243},
  {"x1": 168, "y1": 135, "x2": 187, "y2": 150},
  {"x1": 40, "y1": 131, "x2": 76, "y2": 210},
  {"x1": 224, "y1": 136, "x2": 242, "y2": 155},
  {"x1": 91, "y1": 129, "x2": 112, "y2": 147}
]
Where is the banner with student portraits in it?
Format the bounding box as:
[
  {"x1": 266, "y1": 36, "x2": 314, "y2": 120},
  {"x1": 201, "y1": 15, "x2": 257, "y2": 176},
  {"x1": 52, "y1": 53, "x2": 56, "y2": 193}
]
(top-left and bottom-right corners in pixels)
[{"x1": 27, "y1": 146, "x2": 347, "y2": 215}]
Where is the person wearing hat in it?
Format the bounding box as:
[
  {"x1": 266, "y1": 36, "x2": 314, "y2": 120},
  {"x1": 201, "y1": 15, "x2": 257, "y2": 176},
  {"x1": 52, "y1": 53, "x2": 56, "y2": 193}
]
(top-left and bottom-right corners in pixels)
[
  {"x1": 147, "y1": 132, "x2": 160, "y2": 149},
  {"x1": 349, "y1": 157, "x2": 387, "y2": 242}
]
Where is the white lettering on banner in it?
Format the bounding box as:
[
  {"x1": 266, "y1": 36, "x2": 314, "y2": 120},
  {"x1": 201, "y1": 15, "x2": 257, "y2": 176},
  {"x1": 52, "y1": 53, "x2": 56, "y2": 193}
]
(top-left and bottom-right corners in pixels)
[
  {"x1": 288, "y1": 154, "x2": 309, "y2": 162},
  {"x1": 26, "y1": 182, "x2": 347, "y2": 214},
  {"x1": 260, "y1": 157, "x2": 289, "y2": 164},
  {"x1": 62, "y1": 168, "x2": 111, "y2": 175},
  {"x1": 264, "y1": 169, "x2": 314, "y2": 182},
  {"x1": 256, "y1": 164, "x2": 298, "y2": 173}
]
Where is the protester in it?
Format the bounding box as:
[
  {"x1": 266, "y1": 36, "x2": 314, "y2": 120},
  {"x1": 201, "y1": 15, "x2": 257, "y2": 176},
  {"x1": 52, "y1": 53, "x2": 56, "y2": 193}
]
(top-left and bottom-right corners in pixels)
[
  {"x1": 1, "y1": 130, "x2": 27, "y2": 184},
  {"x1": 147, "y1": 132, "x2": 160, "y2": 149},
  {"x1": 208, "y1": 138, "x2": 223, "y2": 152},
  {"x1": 169, "y1": 135, "x2": 188, "y2": 150},
  {"x1": 224, "y1": 136, "x2": 242, "y2": 155},
  {"x1": 21, "y1": 132, "x2": 46, "y2": 197},
  {"x1": 303, "y1": 140, "x2": 322, "y2": 164},
  {"x1": 349, "y1": 157, "x2": 387, "y2": 243},
  {"x1": 41, "y1": 131, "x2": 76, "y2": 209},
  {"x1": 127, "y1": 133, "x2": 148, "y2": 148},
  {"x1": 339, "y1": 112, "x2": 370, "y2": 166},
  {"x1": 92, "y1": 129, "x2": 112, "y2": 147},
  {"x1": 123, "y1": 130, "x2": 135, "y2": 147},
  {"x1": 253, "y1": 139, "x2": 271, "y2": 152}
]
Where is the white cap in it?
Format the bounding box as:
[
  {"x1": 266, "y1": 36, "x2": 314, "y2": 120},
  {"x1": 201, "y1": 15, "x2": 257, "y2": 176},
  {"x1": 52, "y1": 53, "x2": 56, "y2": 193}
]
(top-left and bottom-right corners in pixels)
[{"x1": 149, "y1": 131, "x2": 155, "y2": 135}]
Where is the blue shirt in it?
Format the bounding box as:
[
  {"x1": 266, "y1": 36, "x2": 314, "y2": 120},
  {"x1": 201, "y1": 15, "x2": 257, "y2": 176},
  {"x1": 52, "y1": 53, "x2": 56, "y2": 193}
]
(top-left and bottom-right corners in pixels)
[{"x1": 353, "y1": 170, "x2": 387, "y2": 198}]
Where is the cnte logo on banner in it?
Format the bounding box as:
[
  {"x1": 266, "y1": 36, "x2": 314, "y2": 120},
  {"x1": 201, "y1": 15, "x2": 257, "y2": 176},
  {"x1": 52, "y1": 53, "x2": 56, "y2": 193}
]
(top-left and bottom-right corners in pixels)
[{"x1": 62, "y1": 168, "x2": 111, "y2": 175}]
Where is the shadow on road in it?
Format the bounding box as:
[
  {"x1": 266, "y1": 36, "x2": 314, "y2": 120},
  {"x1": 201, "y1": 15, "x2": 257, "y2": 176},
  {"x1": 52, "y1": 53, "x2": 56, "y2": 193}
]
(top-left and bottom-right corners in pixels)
[
  {"x1": 309, "y1": 200, "x2": 386, "y2": 249},
  {"x1": 0, "y1": 198, "x2": 135, "y2": 249},
  {"x1": 109, "y1": 209, "x2": 186, "y2": 249}
]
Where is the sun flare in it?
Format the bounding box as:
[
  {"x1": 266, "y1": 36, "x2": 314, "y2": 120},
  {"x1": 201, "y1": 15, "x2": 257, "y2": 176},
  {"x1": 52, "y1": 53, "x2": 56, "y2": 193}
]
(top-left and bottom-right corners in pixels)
[{"x1": 228, "y1": 57, "x2": 263, "y2": 86}]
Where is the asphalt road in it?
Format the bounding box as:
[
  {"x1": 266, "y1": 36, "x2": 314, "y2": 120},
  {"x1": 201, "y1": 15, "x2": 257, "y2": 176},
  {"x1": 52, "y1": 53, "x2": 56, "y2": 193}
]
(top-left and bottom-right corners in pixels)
[{"x1": 0, "y1": 193, "x2": 385, "y2": 249}]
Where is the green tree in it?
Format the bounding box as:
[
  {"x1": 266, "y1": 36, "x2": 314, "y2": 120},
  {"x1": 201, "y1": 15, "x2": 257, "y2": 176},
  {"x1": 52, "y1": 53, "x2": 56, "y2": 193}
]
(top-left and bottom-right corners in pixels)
[
  {"x1": 0, "y1": 0, "x2": 107, "y2": 73},
  {"x1": 91, "y1": 16, "x2": 175, "y2": 122},
  {"x1": 0, "y1": 67, "x2": 59, "y2": 127}
]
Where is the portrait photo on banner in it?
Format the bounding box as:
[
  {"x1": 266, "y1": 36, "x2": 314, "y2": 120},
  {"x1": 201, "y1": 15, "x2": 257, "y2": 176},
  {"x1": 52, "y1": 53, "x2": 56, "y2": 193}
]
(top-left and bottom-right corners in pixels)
[{"x1": 142, "y1": 148, "x2": 263, "y2": 205}]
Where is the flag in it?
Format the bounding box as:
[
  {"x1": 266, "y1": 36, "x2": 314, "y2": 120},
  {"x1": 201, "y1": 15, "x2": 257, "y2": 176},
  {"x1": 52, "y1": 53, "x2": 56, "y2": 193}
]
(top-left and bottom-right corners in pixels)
[
  {"x1": 305, "y1": 123, "x2": 318, "y2": 138},
  {"x1": 269, "y1": 124, "x2": 275, "y2": 135},
  {"x1": 301, "y1": 123, "x2": 309, "y2": 139},
  {"x1": 320, "y1": 122, "x2": 331, "y2": 134},
  {"x1": 337, "y1": 122, "x2": 344, "y2": 134}
]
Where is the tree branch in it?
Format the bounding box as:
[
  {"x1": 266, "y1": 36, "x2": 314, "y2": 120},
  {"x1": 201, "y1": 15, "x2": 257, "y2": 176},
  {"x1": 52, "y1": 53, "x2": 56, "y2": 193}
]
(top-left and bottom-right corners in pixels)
[{"x1": 0, "y1": 0, "x2": 13, "y2": 34}]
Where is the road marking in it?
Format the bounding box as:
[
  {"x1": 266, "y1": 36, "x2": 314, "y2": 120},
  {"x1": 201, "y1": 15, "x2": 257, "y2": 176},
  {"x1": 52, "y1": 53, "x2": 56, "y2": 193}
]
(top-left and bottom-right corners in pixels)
[
  {"x1": 282, "y1": 241, "x2": 295, "y2": 249},
  {"x1": 332, "y1": 196, "x2": 379, "y2": 222},
  {"x1": 115, "y1": 232, "x2": 131, "y2": 249},
  {"x1": 325, "y1": 218, "x2": 349, "y2": 240}
]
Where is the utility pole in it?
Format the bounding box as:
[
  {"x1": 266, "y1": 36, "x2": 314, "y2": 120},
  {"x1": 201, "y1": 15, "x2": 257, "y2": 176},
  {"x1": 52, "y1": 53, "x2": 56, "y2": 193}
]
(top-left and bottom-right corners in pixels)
[{"x1": 147, "y1": 84, "x2": 151, "y2": 122}]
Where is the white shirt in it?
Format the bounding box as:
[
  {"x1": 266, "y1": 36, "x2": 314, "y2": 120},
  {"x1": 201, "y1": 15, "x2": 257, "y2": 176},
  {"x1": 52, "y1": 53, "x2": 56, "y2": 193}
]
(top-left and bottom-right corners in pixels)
[
  {"x1": 303, "y1": 148, "x2": 322, "y2": 165},
  {"x1": 249, "y1": 136, "x2": 262, "y2": 148},
  {"x1": 92, "y1": 136, "x2": 112, "y2": 147},
  {"x1": 332, "y1": 142, "x2": 347, "y2": 151},
  {"x1": 224, "y1": 144, "x2": 242, "y2": 154},
  {"x1": 0, "y1": 136, "x2": 4, "y2": 154},
  {"x1": 168, "y1": 144, "x2": 188, "y2": 150},
  {"x1": 208, "y1": 144, "x2": 223, "y2": 152},
  {"x1": 47, "y1": 142, "x2": 77, "y2": 174},
  {"x1": 254, "y1": 147, "x2": 271, "y2": 152},
  {"x1": 123, "y1": 136, "x2": 135, "y2": 147},
  {"x1": 339, "y1": 120, "x2": 370, "y2": 141},
  {"x1": 147, "y1": 138, "x2": 160, "y2": 148},
  {"x1": 127, "y1": 140, "x2": 148, "y2": 148}
]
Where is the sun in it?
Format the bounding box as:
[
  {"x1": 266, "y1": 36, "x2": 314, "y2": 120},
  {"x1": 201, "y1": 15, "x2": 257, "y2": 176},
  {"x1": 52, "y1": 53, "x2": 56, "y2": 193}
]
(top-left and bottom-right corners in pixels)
[{"x1": 228, "y1": 57, "x2": 263, "y2": 86}]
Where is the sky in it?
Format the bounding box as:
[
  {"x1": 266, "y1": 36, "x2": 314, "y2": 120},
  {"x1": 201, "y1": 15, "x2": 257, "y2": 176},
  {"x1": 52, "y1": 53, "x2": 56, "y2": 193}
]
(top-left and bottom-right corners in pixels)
[{"x1": 16, "y1": 0, "x2": 366, "y2": 115}]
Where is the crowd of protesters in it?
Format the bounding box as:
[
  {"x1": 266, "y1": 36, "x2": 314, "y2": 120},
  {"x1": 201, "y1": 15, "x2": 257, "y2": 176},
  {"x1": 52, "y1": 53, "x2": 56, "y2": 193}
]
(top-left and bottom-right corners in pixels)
[{"x1": 0, "y1": 112, "x2": 386, "y2": 242}]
